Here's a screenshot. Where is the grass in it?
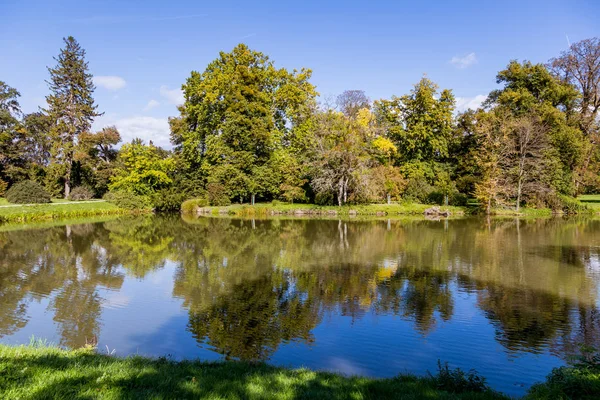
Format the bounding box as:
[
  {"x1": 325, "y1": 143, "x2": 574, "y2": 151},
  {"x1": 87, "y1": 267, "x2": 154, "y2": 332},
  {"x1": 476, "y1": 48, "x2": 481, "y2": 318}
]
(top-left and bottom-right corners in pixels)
[
  {"x1": 2, "y1": 343, "x2": 599, "y2": 399},
  {"x1": 0, "y1": 343, "x2": 506, "y2": 400},
  {"x1": 0, "y1": 198, "x2": 144, "y2": 223},
  {"x1": 579, "y1": 194, "x2": 600, "y2": 211},
  {"x1": 184, "y1": 202, "x2": 468, "y2": 217}
]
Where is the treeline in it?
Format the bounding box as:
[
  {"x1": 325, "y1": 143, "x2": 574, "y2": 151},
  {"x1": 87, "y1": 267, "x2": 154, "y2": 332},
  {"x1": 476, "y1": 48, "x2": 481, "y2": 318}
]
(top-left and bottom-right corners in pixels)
[{"x1": 1, "y1": 37, "x2": 599, "y2": 212}]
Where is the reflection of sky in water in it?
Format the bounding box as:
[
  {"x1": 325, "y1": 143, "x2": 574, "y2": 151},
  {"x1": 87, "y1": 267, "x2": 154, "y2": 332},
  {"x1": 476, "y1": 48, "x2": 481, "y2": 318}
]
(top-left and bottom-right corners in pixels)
[{"x1": 1, "y1": 216, "x2": 599, "y2": 397}]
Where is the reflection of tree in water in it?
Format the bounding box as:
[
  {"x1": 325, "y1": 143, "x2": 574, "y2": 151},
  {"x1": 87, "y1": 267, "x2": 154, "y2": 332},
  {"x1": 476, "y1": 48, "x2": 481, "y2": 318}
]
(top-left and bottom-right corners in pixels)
[
  {"x1": 174, "y1": 216, "x2": 600, "y2": 360},
  {"x1": 478, "y1": 286, "x2": 571, "y2": 352},
  {"x1": 187, "y1": 272, "x2": 319, "y2": 360},
  {"x1": 0, "y1": 216, "x2": 170, "y2": 347},
  {"x1": 1, "y1": 215, "x2": 600, "y2": 360}
]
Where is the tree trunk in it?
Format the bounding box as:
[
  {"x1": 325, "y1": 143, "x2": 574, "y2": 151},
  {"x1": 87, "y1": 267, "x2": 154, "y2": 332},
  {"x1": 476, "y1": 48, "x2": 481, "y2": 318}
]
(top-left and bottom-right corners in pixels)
[
  {"x1": 387, "y1": 193, "x2": 391, "y2": 205},
  {"x1": 64, "y1": 158, "x2": 72, "y2": 199},
  {"x1": 444, "y1": 194, "x2": 448, "y2": 206},
  {"x1": 343, "y1": 177, "x2": 348, "y2": 204},
  {"x1": 516, "y1": 177, "x2": 523, "y2": 212},
  {"x1": 487, "y1": 198, "x2": 491, "y2": 215},
  {"x1": 251, "y1": 194, "x2": 255, "y2": 205},
  {"x1": 338, "y1": 177, "x2": 344, "y2": 206}
]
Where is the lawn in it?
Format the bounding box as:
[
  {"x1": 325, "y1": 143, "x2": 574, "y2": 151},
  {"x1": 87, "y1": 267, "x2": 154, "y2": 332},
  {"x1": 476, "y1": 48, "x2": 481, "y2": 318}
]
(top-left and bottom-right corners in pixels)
[
  {"x1": 182, "y1": 201, "x2": 468, "y2": 217},
  {"x1": 2, "y1": 343, "x2": 598, "y2": 399},
  {"x1": 0, "y1": 344, "x2": 507, "y2": 400},
  {"x1": 579, "y1": 194, "x2": 600, "y2": 210},
  {"x1": 0, "y1": 198, "x2": 132, "y2": 223}
]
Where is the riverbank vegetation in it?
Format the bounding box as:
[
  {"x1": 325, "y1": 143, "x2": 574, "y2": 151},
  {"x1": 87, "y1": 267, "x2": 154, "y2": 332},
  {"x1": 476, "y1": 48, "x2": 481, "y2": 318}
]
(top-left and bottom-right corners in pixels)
[
  {"x1": 0, "y1": 199, "x2": 137, "y2": 223},
  {"x1": 1, "y1": 343, "x2": 598, "y2": 399},
  {"x1": 1, "y1": 37, "x2": 600, "y2": 214}
]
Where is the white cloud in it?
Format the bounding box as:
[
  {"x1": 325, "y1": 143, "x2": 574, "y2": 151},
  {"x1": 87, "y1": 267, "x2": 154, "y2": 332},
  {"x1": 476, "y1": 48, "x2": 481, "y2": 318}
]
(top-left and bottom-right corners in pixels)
[
  {"x1": 144, "y1": 99, "x2": 160, "y2": 111},
  {"x1": 450, "y1": 53, "x2": 478, "y2": 69},
  {"x1": 94, "y1": 115, "x2": 171, "y2": 149},
  {"x1": 93, "y1": 75, "x2": 127, "y2": 91},
  {"x1": 456, "y1": 95, "x2": 486, "y2": 112},
  {"x1": 159, "y1": 85, "x2": 184, "y2": 105}
]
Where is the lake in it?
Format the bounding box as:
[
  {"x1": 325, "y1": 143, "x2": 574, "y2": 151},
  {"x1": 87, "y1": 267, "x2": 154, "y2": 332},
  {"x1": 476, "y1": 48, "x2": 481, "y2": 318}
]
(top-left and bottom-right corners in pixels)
[{"x1": 1, "y1": 214, "x2": 599, "y2": 396}]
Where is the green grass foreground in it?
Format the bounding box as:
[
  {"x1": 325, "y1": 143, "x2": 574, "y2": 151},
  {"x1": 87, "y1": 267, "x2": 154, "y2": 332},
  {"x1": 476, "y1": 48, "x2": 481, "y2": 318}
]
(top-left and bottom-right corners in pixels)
[
  {"x1": 0, "y1": 344, "x2": 508, "y2": 400},
  {"x1": 2, "y1": 344, "x2": 599, "y2": 399},
  {"x1": 182, "y1": 201, "x2": 467, "y2": 217},
  {"x1": 0, "y1": 198, "x2": 140, "y2": 223}
]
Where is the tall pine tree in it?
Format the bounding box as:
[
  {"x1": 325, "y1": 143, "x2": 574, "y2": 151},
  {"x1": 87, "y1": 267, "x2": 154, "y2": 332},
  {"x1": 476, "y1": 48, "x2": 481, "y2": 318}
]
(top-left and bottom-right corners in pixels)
[{"x1": 45, "y1": 36, "x2": 101, "y2": 198}]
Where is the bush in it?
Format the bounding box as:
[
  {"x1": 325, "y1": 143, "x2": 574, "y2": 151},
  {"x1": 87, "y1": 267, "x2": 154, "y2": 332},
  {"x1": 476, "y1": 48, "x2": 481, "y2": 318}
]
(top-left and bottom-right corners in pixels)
[
  {"x1": 68, "y1": 186, "x2": 94, "y2": 201},
  {"x1": 543, "y1": 193, "x2": 589, "y2": 214},
  {"x1": 181, "y1": 197, "x2": 209, "y2": 214},
  {"x1": 207, "y1": 183, "x2": 231, "y2": 206},
  {"x1": 403, "y1": 176, "x2": 434, "y2": 203},
  {"x1": 103, "y1": 191, "x2": 152, "y2": 210},
  {"x1": 427, "y1": 191, "x2": 445, "y2": 205},
  {"x1": 450, "y1": 192, "x2": 469, "y2": 207},
  {"x1": 527, "y1": 349, "x2": 600, "y2": 399},
  {"x1": 431, "y1": 361, "x2": 489, "y2": 394},
  {"x1": 5, "y1": 180, "x2": 51, "y2": 204},
  {"x1": 0, "y1": 179, "x2": 7, "y2": 196},
  {"x1": 151, "y1": 188, "x2": 188, "y2": 212}
]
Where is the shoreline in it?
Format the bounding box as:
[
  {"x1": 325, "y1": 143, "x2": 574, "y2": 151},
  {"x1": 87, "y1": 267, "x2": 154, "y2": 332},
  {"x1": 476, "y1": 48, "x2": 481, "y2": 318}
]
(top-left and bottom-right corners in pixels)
[{"x1": 0, "y1": 343, "x2": 596, "y2": 399}]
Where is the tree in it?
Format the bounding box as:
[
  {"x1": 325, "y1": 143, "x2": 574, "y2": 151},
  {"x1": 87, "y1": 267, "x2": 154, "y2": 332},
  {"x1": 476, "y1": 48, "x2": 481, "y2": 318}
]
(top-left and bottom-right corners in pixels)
[
  {"x1": 174, "y1": 44, "x2": 317, "y2": 203},
  {"x1": 473, "y1": 111, "x2": 509, "y2": 214},
  {"x1": 109, "y1": 139, "x2": 174, "y2": 196},
  {"x1": 550, "y1": 38, "x2": 600, "y2": 192},
  {"x1": 504, "y1": 115, "x2": 550, "y2": 211},
  {"x1": 75, "y1": 126, "x2": 121, "y2": 196},
  {"x1": 336, "y1": 90, "x2": 370, "y2": 118},
  {"x1": 375, "y1": 77, "x2": 455, "y2": 164},
  {"x1": 0, "y1": 81, "x2": 24, "y2": 186},
  {"x1": 486, "y1": 60, "x2": 583, "y2": 198},
  {"x1": 44, "y1": 36, "x2": 101, "y2": 198},
  {"x1": 311, "y1": 111, "x2": 373, "y2": 205}
]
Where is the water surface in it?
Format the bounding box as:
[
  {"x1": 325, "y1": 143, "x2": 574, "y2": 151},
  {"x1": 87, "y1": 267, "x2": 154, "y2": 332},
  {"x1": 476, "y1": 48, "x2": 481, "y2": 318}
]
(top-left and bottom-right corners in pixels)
[{"x1": 1, "y1": 215, "x2": 599, "y2": 396}]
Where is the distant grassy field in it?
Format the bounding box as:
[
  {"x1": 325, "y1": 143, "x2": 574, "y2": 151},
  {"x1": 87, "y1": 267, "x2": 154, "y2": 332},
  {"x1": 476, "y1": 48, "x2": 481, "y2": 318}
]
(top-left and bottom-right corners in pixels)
[
  {"x1": 0, "y1": 198, "x2": 134, "y2": 223},
  {"x1": 579, "y1": 194, "x2": 600, "y2": 210}
]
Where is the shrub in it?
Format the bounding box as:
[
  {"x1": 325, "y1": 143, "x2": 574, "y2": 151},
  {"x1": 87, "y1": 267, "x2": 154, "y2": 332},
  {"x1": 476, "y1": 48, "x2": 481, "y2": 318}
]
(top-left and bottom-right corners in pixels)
[
  {"x1": 103, "y1": 191, "x2": 152, "y2": 210},
  {"x1": 151, "y1": 188, "x2": 189, "y2": 212},
  {"x1": 207, "y1": 183, "x2": 230, "y2": 206},
  {"x1": 559, "y1": 194, "x2": 588, "y2": 214},
  {"x1": 68, "y1": 186, "x2": 94, "y2": 201},
  {"x1": 450, "y1": 192, "x2": 469, "y2": 207},
  {"x1": 0, "y1": 179, "x2": 7, "y2": 196},
  {"x1": 181, "y1": 197, "x2": 209, "y2": 214},
  {"x1": 543, "y1": 193, "x2": 589, "y2": 214},
  {"x1": 527, "y1": 349, "x2": 600, "y2": 399},
  {"x1": 5, "y1": 180, "x2": 51, "y2": 204},
  {"x1": 427, "y1": 191, "x2": 445, "y2": 205},
  {"x1": 403, "y1": 176, "x2": 434, "y2": 203},
  {"x1": 430, "y1": 361, "x2": 489, "y2": 394}
]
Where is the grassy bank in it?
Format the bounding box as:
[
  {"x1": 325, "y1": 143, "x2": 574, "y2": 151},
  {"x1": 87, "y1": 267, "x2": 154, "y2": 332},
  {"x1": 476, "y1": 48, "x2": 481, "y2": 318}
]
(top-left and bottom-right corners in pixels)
[
  {"x1": 0, "y1": 343, "x2": 506, "y2": 400},
  {"x1": 1, "y1": 344, "x2": 598, "y2": 399},
  {"x1": 0, "y1": 198, "x2": 145, "y2": 223},
  {"x1": 182, "y1": 201, "x2": 467, "y2": 217}
]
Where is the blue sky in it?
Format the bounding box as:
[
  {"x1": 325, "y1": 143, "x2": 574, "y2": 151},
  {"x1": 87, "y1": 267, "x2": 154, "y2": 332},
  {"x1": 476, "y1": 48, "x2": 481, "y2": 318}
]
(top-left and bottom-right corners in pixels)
[{"x1": 1, "y1": 0, "x2": 598, "y2": 148}]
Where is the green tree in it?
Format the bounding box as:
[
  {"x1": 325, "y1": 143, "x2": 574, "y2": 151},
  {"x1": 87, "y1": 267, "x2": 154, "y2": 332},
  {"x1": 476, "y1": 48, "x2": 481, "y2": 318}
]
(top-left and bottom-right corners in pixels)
[
  {"x1": 0, "y1": 81, "x2": 25, "y2": 186},
  {"x1": 75, "y1": 126, "x2": 121, "y2": 196},
  {"x1": 550, "y1": 38, "x2": 600, "y2": 193},
  {"x1": 485, "y1": 60, "x2": 583, "y2": 200},
  {"x1": 44, "y1": 36, "x2": 101, "y2": 198},
  {"x1": 375, "y1": 77, "x2": 455, "y2": 165},
  {"x1": 109, "y1": 139, "x2": 174, "y2": 196},
  {"x1": 173, "y1": 43, "x2": 317, "y2": 203}
]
